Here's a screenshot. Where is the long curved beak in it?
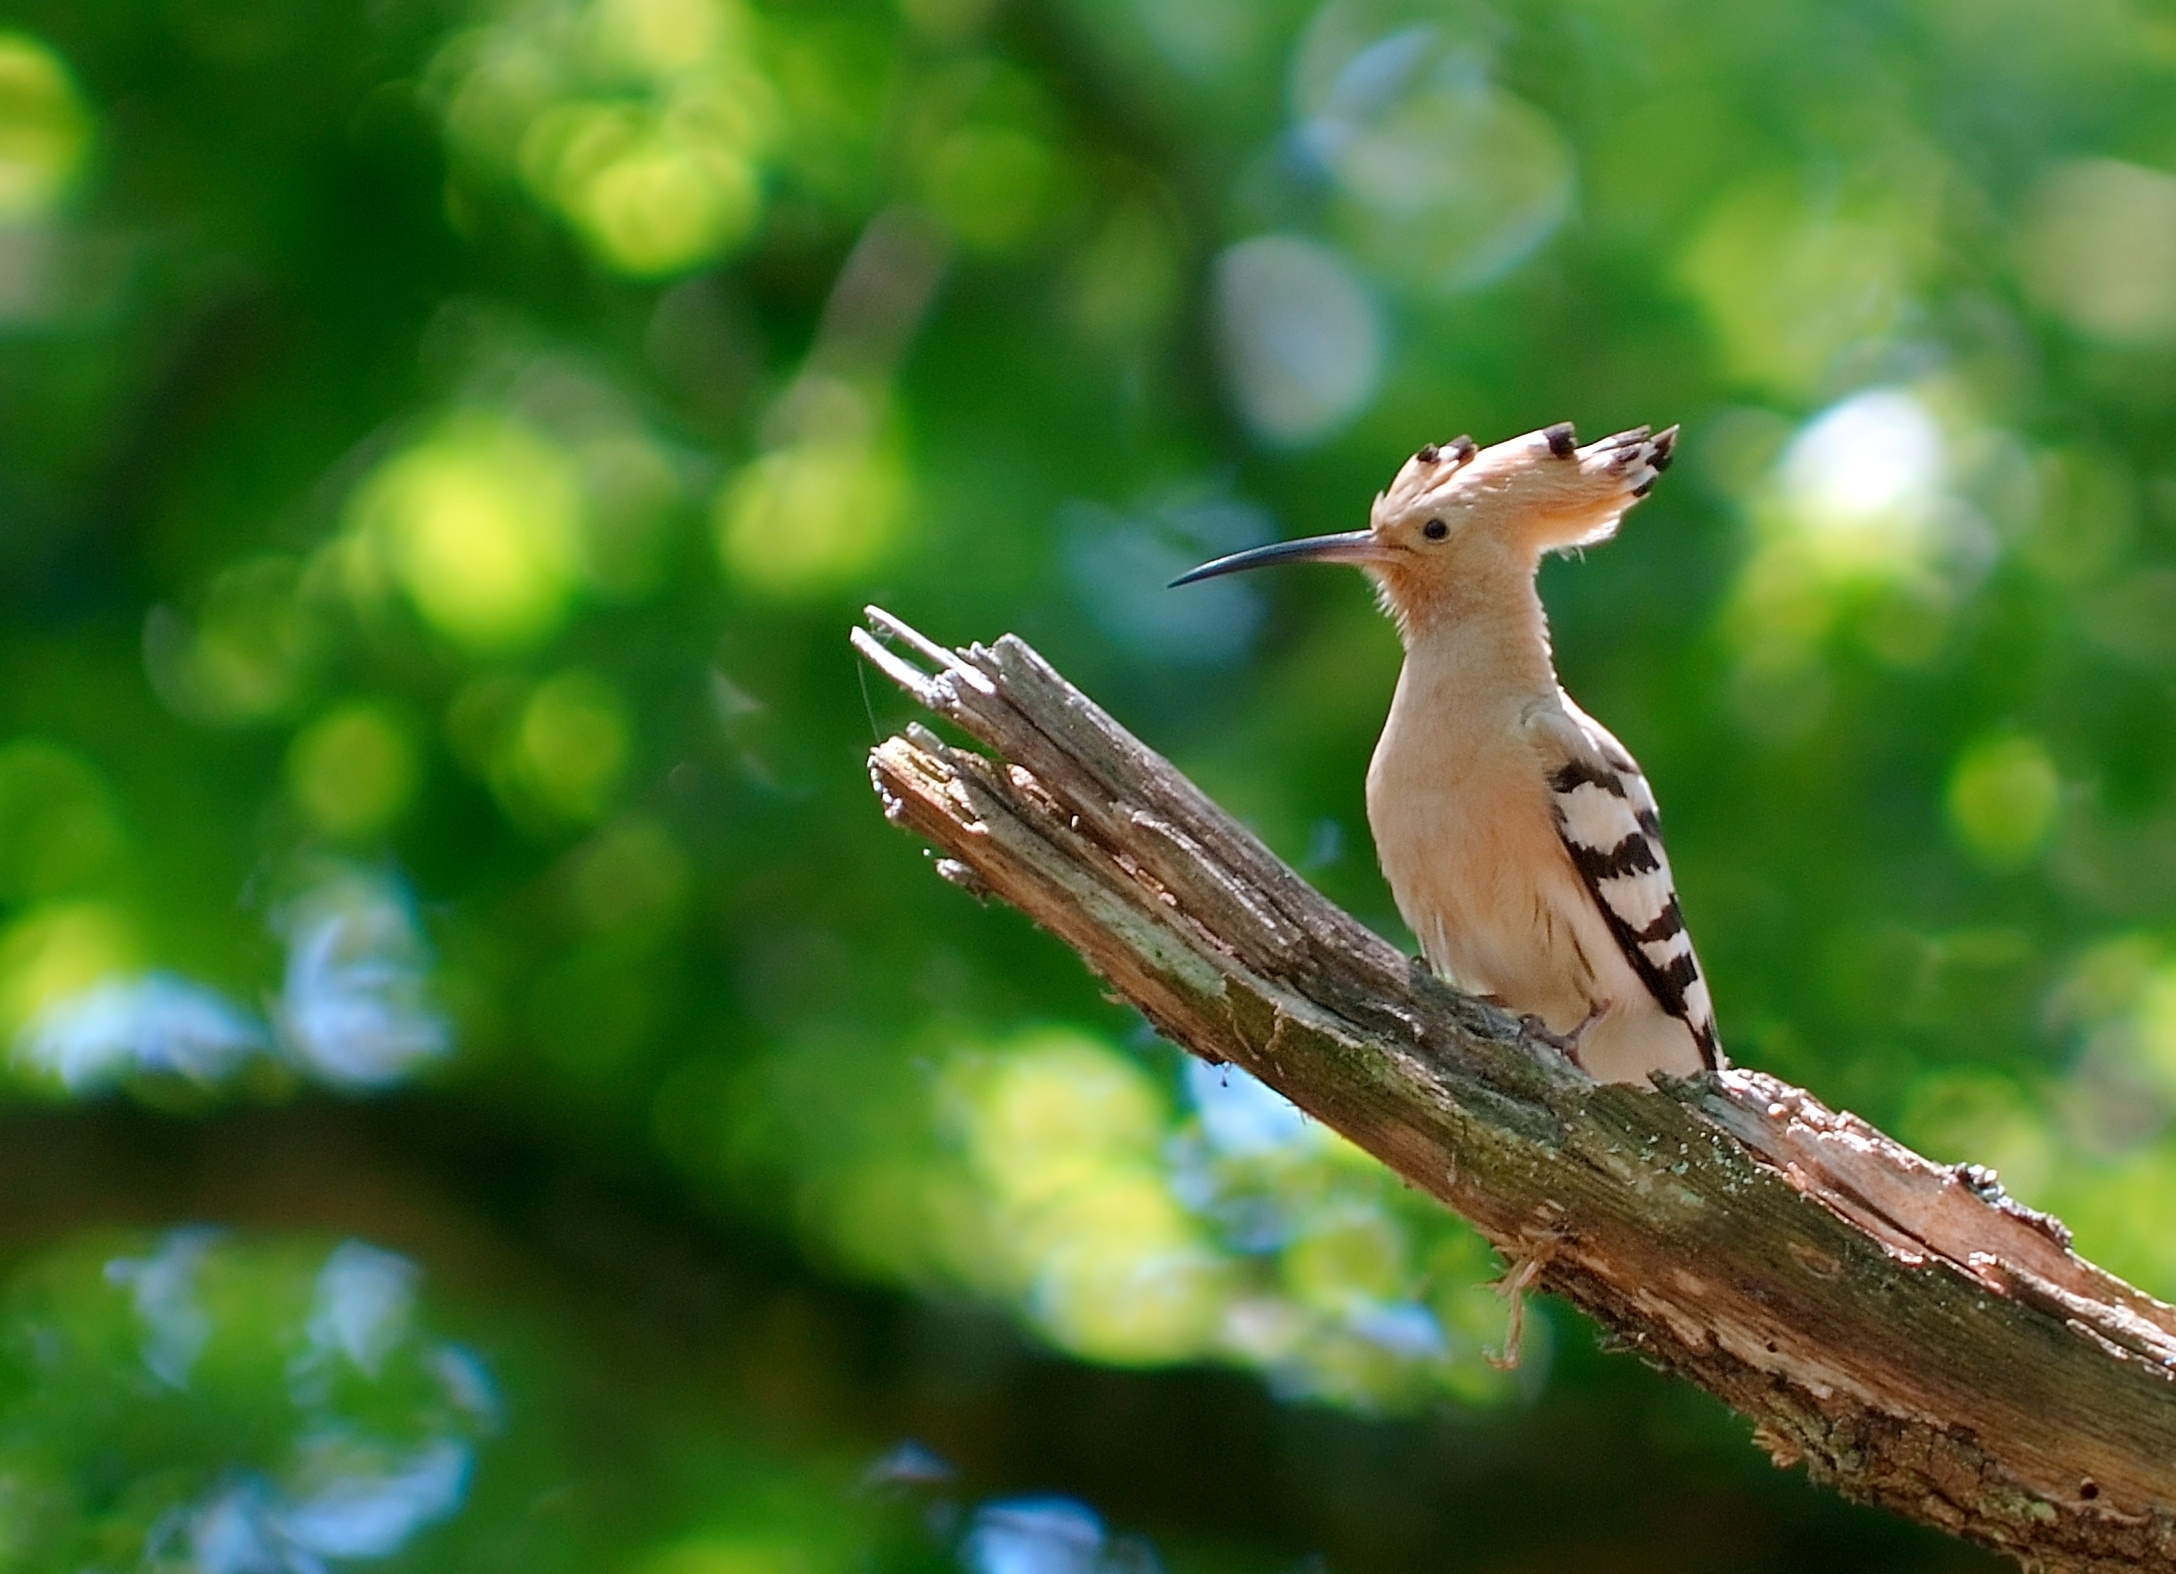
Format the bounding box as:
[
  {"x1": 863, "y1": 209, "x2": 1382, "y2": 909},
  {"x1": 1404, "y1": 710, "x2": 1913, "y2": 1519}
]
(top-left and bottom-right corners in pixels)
[{"x1": 1168, "y1": 530, "x2": 1385, "y2": 588}]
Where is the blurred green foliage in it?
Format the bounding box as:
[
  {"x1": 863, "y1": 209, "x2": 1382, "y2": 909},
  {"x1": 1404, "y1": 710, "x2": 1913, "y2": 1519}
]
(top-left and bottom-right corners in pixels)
[{"x1": 1, "y1": 0, "x2": 2174, "y2": 1565}]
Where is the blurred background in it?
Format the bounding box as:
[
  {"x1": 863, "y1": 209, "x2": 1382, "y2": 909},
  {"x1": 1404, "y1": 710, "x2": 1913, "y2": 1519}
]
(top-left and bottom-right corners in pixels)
[{"x1": 1, "y1": 0, "x2": 2173, "y2": 1567}]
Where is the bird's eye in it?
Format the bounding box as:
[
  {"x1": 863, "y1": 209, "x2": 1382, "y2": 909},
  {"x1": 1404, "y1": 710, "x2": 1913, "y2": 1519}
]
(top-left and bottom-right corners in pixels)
[{"x1": 1423, "y1": 518, "x2": 1449, "y2": 541}]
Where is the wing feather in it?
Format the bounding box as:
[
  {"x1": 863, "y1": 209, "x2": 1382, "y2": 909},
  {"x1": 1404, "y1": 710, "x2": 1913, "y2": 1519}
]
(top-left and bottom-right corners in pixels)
[{"x1": 1529, "y1": 701, "x2": 1720, "y2": 1068}]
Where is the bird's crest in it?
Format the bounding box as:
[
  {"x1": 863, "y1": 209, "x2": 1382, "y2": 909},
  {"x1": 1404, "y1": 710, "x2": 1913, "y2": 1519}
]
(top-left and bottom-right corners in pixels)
[
  {"x1": 1376, "y1": 434, "x2": 1480, "y2": 521},
  {"x1": 1372, "y1": 421, "x2": 1678, "y2": 556}
]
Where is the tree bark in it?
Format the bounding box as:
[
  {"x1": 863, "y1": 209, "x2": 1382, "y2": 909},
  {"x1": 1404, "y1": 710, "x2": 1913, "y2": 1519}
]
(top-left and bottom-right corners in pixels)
[{"x1": 853, "y1": 607, "x2": 2176, "y2": 1573}]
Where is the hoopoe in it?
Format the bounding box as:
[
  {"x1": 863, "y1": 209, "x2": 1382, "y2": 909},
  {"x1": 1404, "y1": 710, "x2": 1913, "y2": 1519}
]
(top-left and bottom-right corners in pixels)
[{"x1": 1172, "y1": 422, "x2": 1720, "y2": 1084}]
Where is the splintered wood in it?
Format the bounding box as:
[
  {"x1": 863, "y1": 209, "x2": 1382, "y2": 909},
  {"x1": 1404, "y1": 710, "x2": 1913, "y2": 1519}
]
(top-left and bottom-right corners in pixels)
[{"x1": 856, "y1": 607, "x2": 2176, "y2": 1573}]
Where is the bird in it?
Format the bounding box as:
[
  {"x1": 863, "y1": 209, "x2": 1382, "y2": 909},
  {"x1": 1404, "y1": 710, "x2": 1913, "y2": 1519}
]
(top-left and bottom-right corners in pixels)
[{"x1": 1171, "y1": 421, "x2": 1720, "y2": 1084}]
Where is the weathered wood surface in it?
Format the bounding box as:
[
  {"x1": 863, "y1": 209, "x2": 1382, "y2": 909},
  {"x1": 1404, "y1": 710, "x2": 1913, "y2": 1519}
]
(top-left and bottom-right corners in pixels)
[{"x1": 854, "y1": 606, "x2": 2176, "y2": 1572}]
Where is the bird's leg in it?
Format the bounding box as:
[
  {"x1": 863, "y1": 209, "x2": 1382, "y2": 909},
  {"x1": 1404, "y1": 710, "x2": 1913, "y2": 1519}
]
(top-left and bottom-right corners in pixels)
[{"x1": 1517, "y1": 999, "x2": 1612, "y2": 1069}]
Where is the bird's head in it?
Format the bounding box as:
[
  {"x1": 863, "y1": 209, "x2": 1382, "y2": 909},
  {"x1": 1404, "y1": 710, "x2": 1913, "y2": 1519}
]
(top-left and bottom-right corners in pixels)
[{"x1": 1171, "y1": 421, "x2": 1677, "y2": 634}]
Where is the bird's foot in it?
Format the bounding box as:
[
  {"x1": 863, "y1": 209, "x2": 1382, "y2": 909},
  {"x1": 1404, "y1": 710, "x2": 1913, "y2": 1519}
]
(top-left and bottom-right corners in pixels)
[{"x1": 1517, "y1": 1000, "x2": 1611, "y2": 1069}]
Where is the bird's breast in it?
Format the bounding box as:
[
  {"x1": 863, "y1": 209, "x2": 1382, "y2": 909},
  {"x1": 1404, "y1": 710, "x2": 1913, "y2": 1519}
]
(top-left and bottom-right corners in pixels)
[{"x1": 1364, "y1": 676, "x2": 1573, "y2": 994}]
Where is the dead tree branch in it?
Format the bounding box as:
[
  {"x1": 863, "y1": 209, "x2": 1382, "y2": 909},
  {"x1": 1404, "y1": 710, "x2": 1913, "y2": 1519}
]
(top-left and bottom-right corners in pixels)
[{"x1": 853, "y1": 607, "x2": 2176, "y2": 1573}]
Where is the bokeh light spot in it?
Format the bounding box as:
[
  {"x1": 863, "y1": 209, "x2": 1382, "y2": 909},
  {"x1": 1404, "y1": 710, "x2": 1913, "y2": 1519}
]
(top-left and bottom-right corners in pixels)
[
  {"x1": 1029, "y1": 1187, "x2": 1230, "y2": 1363},
  {"x1": 2129, "y1": 965, "x2": 2176, "y2": 1103},
  {"x1": 0, "y1": 901, "x2": 136, "y2": 1038},
  {"x1": 1127, "y1": 0, "x2": 1263, "y2": 81},
  {"x1": 0, "y1": 739, "x2": 124, "y2": 902},
  {"x1": 275, "y1": 867, "x2": 452, "y2": 1088},
  {"x1": 638, "y1": 1534, "x2": 818, "y2": 1574},
  {"x1": 305, "y1": 1241, "x2": 419, "y2": 1379},
  {"x1": 1946, "y1": 735, "x2": 2060, "y2": 869},
  {"x1": 526, "y1": 102, "x2": 760, "y2": 277},
  {"x1": 1061, "y1": 491, "x2": 1271, "y2": 666},
  {"x1": 1776, "y1": 388, "x2": 1945, "y2": 572},
  {"x1": 105, "y1": 1226, "x2": 223, "y2": 1388},
  {"x1": 1784, "y1": 390, "x2": 1943, "y2": 529},
  {"x1": 438, "y1": 0, "x2": 774, "y2": 278},
  {"x1": 0, "y1": 33, "x2": 93, "y2": 221},
  {"x1": 1185, "y1": 1059, "x2": 1311, "y2": 1157},
  {"x1": 2018, "y1": 159, "x2": 2176, "y2": 347},
  {"x1": 288, "y1": 703, "x2": 421, "y2": 841},
  {"x1": 1212, "y1": 234, "x2": 1383, "y2": 447},
  {"x1": 566, "y1": 814, "x2": 690, "y2": 935},
  {"x1": 1283, "y1": 1207, "x2": 1405, "y2": 1306},
  {"x1": 1066, "y1": 194, "x2": 1180, "y2": 347},
  {"x1": 578, "y1": 432, "x2": 685, "y2": 600},
  {"x1": 16, "y1": 973, "x2": 265, "y2": 1093},
  {"x1": 1292, "y1": 10, "x2": 1572, "y2": 291},
  {"x1": 1678, "y1": 178, "x2": 1931, "y2": 397},
  {"x1": 346, "y1": 411, "x2": 584, "y2": 653},
  {"x1": 948, "y1": 1029, "x2": 1230, "y2": 1364},
  {"x1": 715, "y1": 413, "x2": 910, "y2": 595},
  {"x1": 0, "y1": 1231, "x2": 496, "y2": 1568},
  {"x1": 961, "y1": 1496, "x2": 1143, "y2": 1574},
  {"x1": 590, "y1": 0, "x2": 730, "y2": 78},
  {"x1": 1719, "y1": 388, "x2": 1983, "y2": 738},
  {"x1": 515, "y1": 669, "x2": 633, "y2": 824},
  {"x1": 144, "y1": 556, "x2": 322, "y2": 727},
  {"x1": 922, "y1": 125, "x2": 1054, "y2": 252},
  {"x1": 962, "y1": 1032, "x2": 1166, "y2": 1197}
]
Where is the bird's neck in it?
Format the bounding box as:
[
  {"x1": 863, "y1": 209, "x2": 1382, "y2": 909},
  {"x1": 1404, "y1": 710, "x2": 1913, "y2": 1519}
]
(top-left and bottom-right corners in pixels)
[{"x1": 1395, "y1": 571, "x2": 1560, "y2": 702}]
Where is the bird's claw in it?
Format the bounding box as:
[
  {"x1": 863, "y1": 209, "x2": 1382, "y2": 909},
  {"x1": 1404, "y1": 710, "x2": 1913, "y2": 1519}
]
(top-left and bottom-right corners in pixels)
[{"x1": 1518, "y1": 1000, "x2": 1612, "y2": 1069}]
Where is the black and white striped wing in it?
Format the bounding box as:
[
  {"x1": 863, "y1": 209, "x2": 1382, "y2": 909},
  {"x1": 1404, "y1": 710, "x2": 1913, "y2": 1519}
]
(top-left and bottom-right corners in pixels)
[{"x1": 1532, "y1": 702, "x2": 1720, "y2": 1068}]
